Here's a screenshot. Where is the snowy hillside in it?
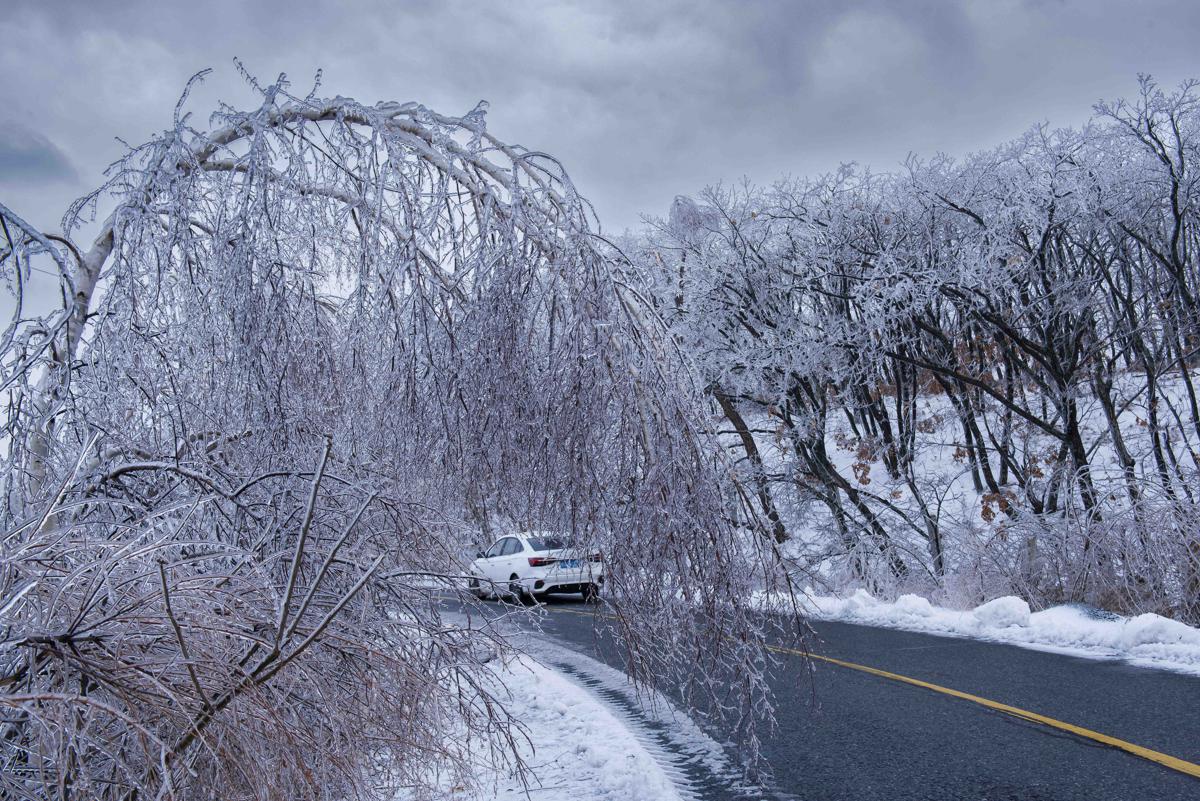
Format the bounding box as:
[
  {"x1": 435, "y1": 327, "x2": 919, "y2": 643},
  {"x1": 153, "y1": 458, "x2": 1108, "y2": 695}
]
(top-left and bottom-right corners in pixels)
[{"x1": 640, "y1": 92, "x2": 1200, "y2": 628}]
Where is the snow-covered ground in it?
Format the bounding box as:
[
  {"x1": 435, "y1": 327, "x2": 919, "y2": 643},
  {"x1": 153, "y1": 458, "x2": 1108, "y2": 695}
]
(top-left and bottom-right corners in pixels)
[
  {"x1": 772, "y1": 588, "x2": 1200, "y2": 676},
  {"x1": 456, "y1": 653, "x2": 683, "y2": 800},
  {"x1": 413, "y1": 607, "x2": 763, "y2": 801},
  {"x1": 418, "y1": 621, "x2": 765, "y2": 801},
  {"x1": 727, "y1": 372, "x2": 1200, "y2": 623}
]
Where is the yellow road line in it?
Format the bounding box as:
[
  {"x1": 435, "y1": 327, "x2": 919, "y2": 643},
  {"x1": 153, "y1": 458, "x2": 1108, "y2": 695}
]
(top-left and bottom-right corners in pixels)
[
  {"x1": 762, "y1": 642, "x2": 1200, "y2": 781},
  {"x1": 538, "y1": 603, "x2": 1200, "y2": 781}
]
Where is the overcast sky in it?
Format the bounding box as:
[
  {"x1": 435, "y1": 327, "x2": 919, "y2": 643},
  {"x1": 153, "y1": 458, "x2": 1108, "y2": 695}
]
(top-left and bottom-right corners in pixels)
[{"x1": 4, "y1": 0, "x2": 1200, "y2": 235}]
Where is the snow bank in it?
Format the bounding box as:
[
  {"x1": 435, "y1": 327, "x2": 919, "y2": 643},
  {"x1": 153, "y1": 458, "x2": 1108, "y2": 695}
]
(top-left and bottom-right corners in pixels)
[
  {"x1": 465, "y1": 655, "x2": 683, "y2": 801},
  {"x1": 972, "y1": 596, "x2": 1031, "y2": 628},
  {"x1": 765, "y1": 589, "x2": 1200, "y2": 675}
]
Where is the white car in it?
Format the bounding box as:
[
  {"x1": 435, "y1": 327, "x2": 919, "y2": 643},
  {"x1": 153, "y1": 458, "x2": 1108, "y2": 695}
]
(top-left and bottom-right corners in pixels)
[{"x1": 467, "y1": 533, "x2": 603, "y2": 603}]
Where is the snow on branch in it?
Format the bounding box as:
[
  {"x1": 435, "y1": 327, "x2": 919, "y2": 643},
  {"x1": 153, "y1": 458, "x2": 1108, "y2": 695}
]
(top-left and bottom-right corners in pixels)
[{"x1": 0, "y1": 71, "x2": 784, "y2": 800}]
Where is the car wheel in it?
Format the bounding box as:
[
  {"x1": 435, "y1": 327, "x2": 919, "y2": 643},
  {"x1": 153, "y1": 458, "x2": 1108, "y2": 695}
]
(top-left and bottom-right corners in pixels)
[
  {"x1": 507, "y1": 577, "x2": 534, "y2": 605},
  {"x1": 467, "y1": 577, "x2": 487, "y2": 600},
  {"x1": 582, "y1": 583, "x2": 600, "y2": 603}
]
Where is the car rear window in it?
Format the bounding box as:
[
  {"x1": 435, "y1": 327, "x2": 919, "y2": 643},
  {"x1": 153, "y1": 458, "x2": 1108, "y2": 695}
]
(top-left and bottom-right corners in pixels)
[{"x1": 527, "y1": 536, "x2": 572, "y2": 551}]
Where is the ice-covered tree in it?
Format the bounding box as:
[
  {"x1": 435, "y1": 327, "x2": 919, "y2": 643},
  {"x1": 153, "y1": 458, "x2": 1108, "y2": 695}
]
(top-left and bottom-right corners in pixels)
[
  {"x1": 642, "y1": 77, "x2": 1200, "y2": 618},
  {"x1": 0, "y1": 72, "x2": 783, "y2": 801}
]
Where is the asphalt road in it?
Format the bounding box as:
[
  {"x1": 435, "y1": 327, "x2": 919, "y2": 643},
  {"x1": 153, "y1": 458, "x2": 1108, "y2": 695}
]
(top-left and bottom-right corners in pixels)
[{"x1": 456, "y1": 595, "x2": 1200, "y2": 801}]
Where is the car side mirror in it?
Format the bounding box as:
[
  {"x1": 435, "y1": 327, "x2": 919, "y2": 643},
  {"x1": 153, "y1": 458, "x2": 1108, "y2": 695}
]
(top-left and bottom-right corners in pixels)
[{"x1": 475, "y1": 550, "x2": 484, "y2": 559}]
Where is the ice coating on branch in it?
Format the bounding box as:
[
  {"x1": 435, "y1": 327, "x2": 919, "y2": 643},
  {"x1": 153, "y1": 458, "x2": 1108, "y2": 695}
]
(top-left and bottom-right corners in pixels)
[
  {"x1": 463, "y1": 99, "x2": 489, "y2": 149},
  {"x1": 0, "y1": 74, "x2": 785, "y2": 800},
  {"x1": 668, "y1": 194, "x2": 719, "y2": 236},
  {"x1": 636, "y1": 76, "x2": 1200, "y2": 625}
]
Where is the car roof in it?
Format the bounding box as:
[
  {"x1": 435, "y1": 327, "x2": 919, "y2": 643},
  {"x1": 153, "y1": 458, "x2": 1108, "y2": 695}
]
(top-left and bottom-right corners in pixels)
[
  {"x1": 515, "y1": 530, "x2": 567, "y2": 539},
  {"x1": 492, "y1": 531, "x2": 572, "y2": 546}
]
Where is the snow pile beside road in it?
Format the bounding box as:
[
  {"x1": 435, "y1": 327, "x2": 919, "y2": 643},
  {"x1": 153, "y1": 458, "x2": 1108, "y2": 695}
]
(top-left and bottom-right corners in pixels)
[
  {"x1": 780, "y1": 589, "x2": 1200, "y2": 675},
  {"x1": 464, "y1": 655, "x2": 683, "y2": 801},
  {"x1": 972, "y1": 596, "x2": 1031, "y2": 627}
]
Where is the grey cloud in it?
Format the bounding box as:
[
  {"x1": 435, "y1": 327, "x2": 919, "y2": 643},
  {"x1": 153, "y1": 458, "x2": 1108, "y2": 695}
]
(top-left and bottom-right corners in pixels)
[
  {"x1": 2, "y1": 0, "x2": 1200, "y2": 233},
  {"x1": 0, "y1": 126, "x2": 77, "y2": 183}
]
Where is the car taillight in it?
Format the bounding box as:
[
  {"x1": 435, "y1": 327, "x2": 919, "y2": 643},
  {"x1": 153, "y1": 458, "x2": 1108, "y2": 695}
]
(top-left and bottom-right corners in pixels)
[
  {"x1": 588, "y1": 552, "x2": 602, "y2": 563},
  {"x1": 528, "y1": 556, "x2": 558, "y2": 567}
]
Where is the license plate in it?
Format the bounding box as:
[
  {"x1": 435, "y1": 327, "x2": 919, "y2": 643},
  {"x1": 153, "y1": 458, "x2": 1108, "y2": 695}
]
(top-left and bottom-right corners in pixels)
[{"x1": 558, "y1": 559, "x2": 581, "y2": 569}]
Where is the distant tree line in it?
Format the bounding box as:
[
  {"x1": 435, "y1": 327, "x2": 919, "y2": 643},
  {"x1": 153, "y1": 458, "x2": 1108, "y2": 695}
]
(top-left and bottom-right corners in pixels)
[{"x1": 642, "y1": 77, "x2": 1200, "y2": 621}]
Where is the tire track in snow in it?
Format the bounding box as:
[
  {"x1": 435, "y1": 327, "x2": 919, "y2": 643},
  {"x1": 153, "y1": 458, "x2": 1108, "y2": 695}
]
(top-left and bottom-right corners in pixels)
[{"x1": 529, "y1": 638, "x2": 795, "y2": 801}]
